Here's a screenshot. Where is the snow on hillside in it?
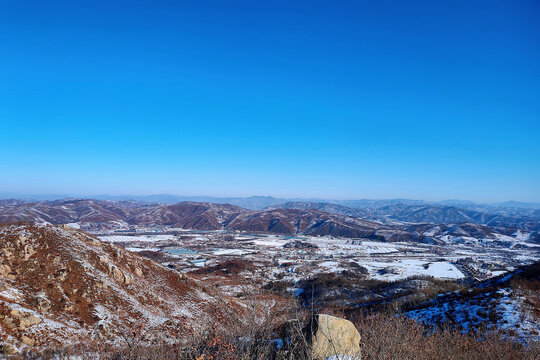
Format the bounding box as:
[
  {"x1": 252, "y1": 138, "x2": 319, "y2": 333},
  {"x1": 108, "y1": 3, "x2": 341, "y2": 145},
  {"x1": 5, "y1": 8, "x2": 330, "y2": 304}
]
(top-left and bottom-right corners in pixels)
[
  {"x1": 0, "y1": 224, "x2": 250, "y2": 353},
  {"x1": 405, "y1": 264, "x2": 540, "y2": 342}
]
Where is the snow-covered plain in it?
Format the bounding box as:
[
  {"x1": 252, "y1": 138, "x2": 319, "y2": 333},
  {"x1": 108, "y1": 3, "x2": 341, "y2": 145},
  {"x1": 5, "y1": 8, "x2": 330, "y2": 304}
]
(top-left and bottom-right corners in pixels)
[
  {"x1": 94, "y1": 229, "x2": 538, "y2": 283},
  {"x1": 359, "y1": 260, "x2": 464, "y2": 281},
  {"x1": 99, "y1": 234, "x2": 177, "y2": 243}
]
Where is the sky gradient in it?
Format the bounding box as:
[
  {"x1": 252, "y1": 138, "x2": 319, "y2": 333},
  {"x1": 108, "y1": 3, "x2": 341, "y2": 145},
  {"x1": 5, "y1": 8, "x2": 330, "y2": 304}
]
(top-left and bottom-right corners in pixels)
[{"x1": 1, "y1": 1, "x2": 539, "y2": 202}]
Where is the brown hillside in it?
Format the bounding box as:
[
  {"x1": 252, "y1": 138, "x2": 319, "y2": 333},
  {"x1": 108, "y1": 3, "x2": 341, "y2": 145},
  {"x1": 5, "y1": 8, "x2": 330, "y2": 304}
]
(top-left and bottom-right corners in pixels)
[{"x1": 0, "y1": 223, "x2": 243, "y2": 353}]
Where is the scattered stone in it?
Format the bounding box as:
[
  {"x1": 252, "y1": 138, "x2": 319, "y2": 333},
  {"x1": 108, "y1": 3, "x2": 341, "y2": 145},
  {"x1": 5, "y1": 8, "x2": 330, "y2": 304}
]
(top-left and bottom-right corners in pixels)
[
  {"x1": 35, "y1": 293, "x2": 51, "y2": 312},
  {"x1": 0, "y1": 264, "x2": 12, "y2": 278},
  {"x1": 23, "y1": 244, "x2": 36, "y2": 260},
  {"x1": 1, "y1": 315, "x2": 17, "y2": 330},
  {"x1": 21, "y1": 336, "x2": 35, "y2": 346},
  {"x1": 0, "y1": 223, "x2": 230, "y2": 352},
  {"x1": 0, "y1": 343, "x2": 18, "y2": 354},
  {"x1": 18, "y1": 314, "x2": 41, "y2": 330}
]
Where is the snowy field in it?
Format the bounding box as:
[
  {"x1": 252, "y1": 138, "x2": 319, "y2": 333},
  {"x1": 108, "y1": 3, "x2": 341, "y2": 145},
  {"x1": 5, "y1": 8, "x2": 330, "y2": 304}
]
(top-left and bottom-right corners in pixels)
[
  {"x1": 252, "y1": 237, "x2": 288, "y2": 247},
  {"x1": 359, "y1": 260, "x2": 465, "y2": 281},
  {"x1": 212, "y1": 249, "x2": 253, "y2": 256},
  {"x1": 99, "y1": 234, "x2": 177, "y2": 243},
  {"x1": 93, "y1": 229, "x2": 538, "y2": 283}
]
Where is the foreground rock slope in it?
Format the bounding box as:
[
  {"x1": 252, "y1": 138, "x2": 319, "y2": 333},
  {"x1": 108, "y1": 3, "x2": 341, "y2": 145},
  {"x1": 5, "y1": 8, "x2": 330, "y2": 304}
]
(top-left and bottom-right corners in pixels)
[{"x1": 0, "y1": 223, "x2": 241, "y2": 353}]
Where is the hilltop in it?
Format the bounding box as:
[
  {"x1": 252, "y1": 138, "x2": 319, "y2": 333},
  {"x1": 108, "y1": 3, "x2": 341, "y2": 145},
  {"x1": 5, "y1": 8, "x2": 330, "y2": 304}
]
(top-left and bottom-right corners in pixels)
[{"x1": 0, "y1": 223, "x2": 246, "y2": 353}]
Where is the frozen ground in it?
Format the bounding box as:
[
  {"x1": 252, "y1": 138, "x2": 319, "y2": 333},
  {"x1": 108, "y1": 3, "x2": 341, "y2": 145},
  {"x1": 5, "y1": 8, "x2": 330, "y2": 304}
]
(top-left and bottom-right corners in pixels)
[
  {"x1": 406, "y1": 286, "x2": 540, "y2": 341},
  {"x1": 99, "y1": 234, "x2": 177, "y2": 243},
  {"x1": 361, "y1": 260, "x2": 464, "y2": 281}
]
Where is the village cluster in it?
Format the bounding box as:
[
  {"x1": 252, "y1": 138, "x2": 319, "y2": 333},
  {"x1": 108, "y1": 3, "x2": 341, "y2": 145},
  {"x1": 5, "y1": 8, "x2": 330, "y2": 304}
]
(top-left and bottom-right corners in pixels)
[{"x1": 95, "y1": 227, "x2": 538, "y2": 288}]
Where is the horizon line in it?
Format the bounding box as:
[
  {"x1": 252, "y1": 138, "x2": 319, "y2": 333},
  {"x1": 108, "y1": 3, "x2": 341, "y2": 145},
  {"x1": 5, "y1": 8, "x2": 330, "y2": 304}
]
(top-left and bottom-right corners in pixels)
[{"x1": 1, "y1": 192, "x2": 539, "y2": 206}]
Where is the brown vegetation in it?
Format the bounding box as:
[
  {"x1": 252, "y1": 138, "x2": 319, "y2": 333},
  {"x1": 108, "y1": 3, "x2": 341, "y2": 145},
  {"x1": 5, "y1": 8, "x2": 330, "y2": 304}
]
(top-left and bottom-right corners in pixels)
[
  {"x1": 189, "y1": 260, "x2": 255, "y2": 276},
  {"x1": 17, "y1": 310, "x2": 539, "y2": 360},
  {"x1": 353, "y1": 313, "x2": 539, "y2": 360}
]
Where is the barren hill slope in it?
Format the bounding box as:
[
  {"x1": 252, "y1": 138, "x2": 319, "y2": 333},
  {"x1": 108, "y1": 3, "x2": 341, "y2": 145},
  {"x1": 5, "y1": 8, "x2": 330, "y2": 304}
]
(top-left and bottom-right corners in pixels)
[
  {"x1": 227, "y1": 208, "x2": 386, "y2": 237},
  {"x1": 0, "y1": 223, "x2": 242, "y2": 354},
  {"x1": 128, "y1": 201, "x2": 246, "y2": 229}
]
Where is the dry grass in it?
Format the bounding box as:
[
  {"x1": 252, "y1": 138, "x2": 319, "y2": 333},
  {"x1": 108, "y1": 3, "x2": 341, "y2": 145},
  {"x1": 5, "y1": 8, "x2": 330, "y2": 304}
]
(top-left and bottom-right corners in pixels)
[
  {"x1": 352, "y1": 312, "x2": 539, "y2": 360},
  {"x1": 16, "y1": 303, "x2": 539, "y2": 360}
]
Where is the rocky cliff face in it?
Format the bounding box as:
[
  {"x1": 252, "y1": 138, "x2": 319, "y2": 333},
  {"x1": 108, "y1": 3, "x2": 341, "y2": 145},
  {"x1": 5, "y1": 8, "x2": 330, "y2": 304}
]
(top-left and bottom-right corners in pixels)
[{"x1": 0, "y1": 224, "x2": 242, "y2": 354}]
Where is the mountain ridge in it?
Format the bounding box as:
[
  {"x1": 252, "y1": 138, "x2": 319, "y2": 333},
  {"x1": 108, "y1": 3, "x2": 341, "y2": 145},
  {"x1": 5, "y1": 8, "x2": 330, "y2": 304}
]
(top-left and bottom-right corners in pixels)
[
  {"x1": 1, "y1": 199, "x2": 539, "y2": 242},
  {"x1": 2, "y1": 194, "x2": 540, "y2": 210},
  {"x1": 271, "y1": 201, "x2": 540, "y2": 231}
]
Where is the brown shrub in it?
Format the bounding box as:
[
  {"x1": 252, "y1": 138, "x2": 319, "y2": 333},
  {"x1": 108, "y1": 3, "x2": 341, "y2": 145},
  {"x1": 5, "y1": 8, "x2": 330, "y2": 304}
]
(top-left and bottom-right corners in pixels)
[
  {"x1": 19, "y1": 303, "x2": 540, "y2": 360},
  {"x1": 352, "y1": 312, "x2": 540, "y2": 360},
  {"x1": 190, "y1": 260, "x2": 255, "y2": 276}
]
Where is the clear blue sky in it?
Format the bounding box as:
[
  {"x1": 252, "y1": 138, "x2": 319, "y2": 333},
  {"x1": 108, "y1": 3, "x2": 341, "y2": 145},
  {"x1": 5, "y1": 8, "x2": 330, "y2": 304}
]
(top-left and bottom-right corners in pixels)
[{"x1": 1, "y1": 1, "x2": 539, "y2": 202}]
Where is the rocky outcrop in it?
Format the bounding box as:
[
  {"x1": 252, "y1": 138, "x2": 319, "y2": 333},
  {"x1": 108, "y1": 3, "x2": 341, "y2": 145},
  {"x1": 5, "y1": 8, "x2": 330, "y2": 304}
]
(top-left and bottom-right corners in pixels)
[
  {"x1": 310, "y1": 314, "x2": 361, "y2": 360},
  {"x1": 0, "y1": 224, "x2": 245, "y2": 353},
  {"x1": 0, "y1": 310, "x2": 41, "y2": 331},
  {"x1": 99, "y1": 255, "x2": 136, "y2": 284}
]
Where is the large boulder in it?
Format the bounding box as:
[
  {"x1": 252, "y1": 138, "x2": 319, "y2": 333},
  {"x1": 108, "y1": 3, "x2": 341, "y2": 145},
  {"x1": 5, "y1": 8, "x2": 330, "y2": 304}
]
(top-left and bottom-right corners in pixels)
[{"x1": 310, "y1": 314, "x2": 361, "y2": 360}]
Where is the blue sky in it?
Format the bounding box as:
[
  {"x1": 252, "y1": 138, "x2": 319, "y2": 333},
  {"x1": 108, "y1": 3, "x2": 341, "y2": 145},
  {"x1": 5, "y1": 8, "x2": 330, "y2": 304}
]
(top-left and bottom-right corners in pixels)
[{"x1": 1, "y1": 1, "x2": 539, "y2": 202}]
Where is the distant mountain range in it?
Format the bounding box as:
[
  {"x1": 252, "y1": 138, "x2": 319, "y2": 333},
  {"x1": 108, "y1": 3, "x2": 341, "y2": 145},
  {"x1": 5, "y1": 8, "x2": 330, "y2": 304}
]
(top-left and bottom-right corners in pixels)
[
  {"x1": 1, "y1": 198, "x2": 539, "y2": 241},
  {"x1": 273, "y1": 201, "x2": 540, "y2": 231},
  {"x1": 1, "y1": 193, "x2": 540, "y2": 210},
  {"x1": 0, "y1": 199, "x2": 388, "y2": 238}
]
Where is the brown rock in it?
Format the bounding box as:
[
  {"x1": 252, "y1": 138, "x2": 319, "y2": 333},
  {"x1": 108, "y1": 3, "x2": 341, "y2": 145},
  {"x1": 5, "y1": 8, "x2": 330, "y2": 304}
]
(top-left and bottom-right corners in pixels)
[
  {"x1": 36, "y1": 295, "x2": 51, "y2": 313},
  {"x1": 0, "y1": 264, "x2": 12, "y2": 278},
  {"x1": 107, "y1": 264, "x2": 134, "y2": 284},
  {"x1": 0, "y1": 343, "x2": 18, "y2": 354},
  {"x1": 21, "y1": 336, "x2": 35, "y2": 346},
  {"x1": 19, "y1": 314, "x2": 41, "y2": 330},
  {"x1": 23, "y1": 245, "x2": 36, "y2": 260},
  {"x1": 109, "y1": 265, "x2": 125, "y2": 283},
  {"x1": 124, "y1": 273, "x2": 134, "y2": 285},
  {"x1": 1, "y1": 316, "x2": 17, "y2": 330}
]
